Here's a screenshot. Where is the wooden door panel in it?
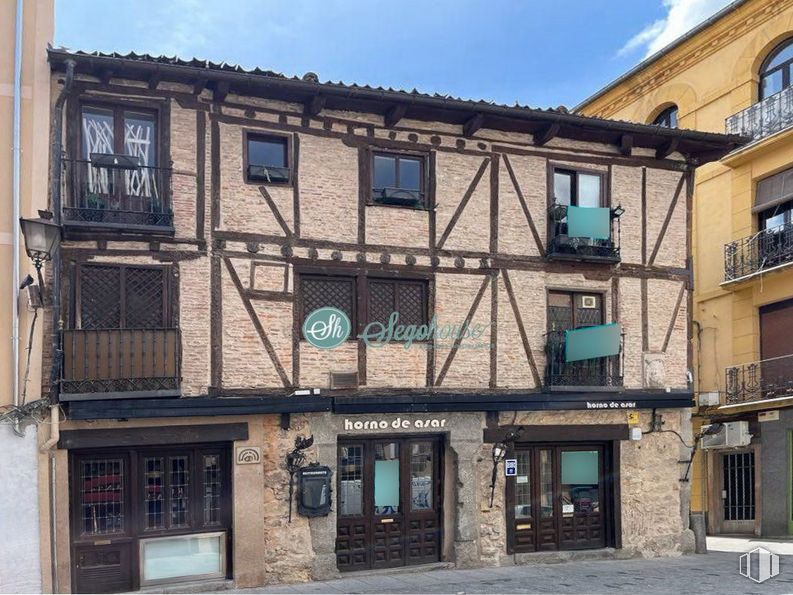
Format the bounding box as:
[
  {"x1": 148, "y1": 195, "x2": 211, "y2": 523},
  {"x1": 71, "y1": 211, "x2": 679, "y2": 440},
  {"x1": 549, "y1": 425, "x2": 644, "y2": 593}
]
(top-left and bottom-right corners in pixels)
[
  {"x1": 74, "y1": 543, "x2": 133, "y2": 594},
  {"x1": 335, "y1": 519, "x2": 369, "y2": 571},
  {"x1": 372, "y1": 520, "x2": 403, "y2": 568}
]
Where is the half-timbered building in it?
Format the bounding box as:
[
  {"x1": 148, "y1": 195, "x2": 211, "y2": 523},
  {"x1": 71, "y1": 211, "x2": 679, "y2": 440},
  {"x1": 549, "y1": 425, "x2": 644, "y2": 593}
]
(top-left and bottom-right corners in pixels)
[{"x1": 40, "y1": 48, "x2": 743, "y2": 593}]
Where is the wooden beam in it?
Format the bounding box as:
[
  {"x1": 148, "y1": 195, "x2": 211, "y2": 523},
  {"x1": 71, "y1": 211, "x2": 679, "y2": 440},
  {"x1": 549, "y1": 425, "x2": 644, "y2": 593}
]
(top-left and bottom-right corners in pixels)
[
  {"x1": 384, "y1": 104, "x2": 408, "y2": 128},
  {"x1": 304, "y1": 94, "x2": 326, "y2": 117},
  {"x1": 533, "y1": 122, "x2": 560, "y2": 146},
  {"x1": 463, "y1": 112, "x2": 484, "y2": 138},
  {"x1": 619, "y1": 134, "x2": 633, "y2": 156},
  {"x1": 656, "y1": 137, "x2": 679, "y2": 159},
  {"x1": 147, "y1": 71, "x2": 162, "y2": 90},
  {"x1": 213, "y1": 81, "x2": 230, "y2": 103},
  {"x1": 193, "y1": 78, "x2": 209, "y2": 95},
  {"x1": 98, "y1": 69, "x2": 113, "y2": 85}
]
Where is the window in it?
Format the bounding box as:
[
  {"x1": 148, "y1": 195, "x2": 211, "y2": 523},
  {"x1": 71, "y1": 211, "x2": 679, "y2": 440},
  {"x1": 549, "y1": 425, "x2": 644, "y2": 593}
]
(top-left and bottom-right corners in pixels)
[
  {"x1": 77, "y1": 264, "x2": 170, "y2": 329},
  {"x1": 547, "y1": 292, "x2": 603, "y2": 333},
  {"x1": 368, "y1": 279, "x2": 428, "y2": 328},
  {"x1": 244, "y1": 133, "x2": 290, "y2": 183},
  {"x1": 372, "y1": 152, "x2": 425, "y2": 207},
  {"x1": 300, "y1": 275, "x2": 356, "y2": 338},
  {"x1": 756, "y1": 167, "x2": 793, "y2": 230},
  {"x1": 81, "y1": 105, "x2": 158, "y2": 166},
  {"x1": 760, "y1": 38, "x2": 793, "y2": 100},
  {"x1": 651, "y1": 105, "x2": 678, "y2": 128},
  {"x1": 553, "y1": 169, "x2": 602, "y2": 208}
]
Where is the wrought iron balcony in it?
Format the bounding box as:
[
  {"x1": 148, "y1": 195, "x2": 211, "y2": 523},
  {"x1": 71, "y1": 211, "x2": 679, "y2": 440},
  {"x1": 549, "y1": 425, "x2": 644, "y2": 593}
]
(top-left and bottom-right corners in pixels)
[
  {"x1": 724, "y1": 223, "x2": 793, "y2": 281},
  {"x1": 725, "y1": 353, "x2": 793, "y2": 405},
  {"x1": 546, "y1": 203, "x2": 621, "y2": 262},
  {"x1": 544, "y1": 330, "x2": 623, "y2": 389},
  {"x1": 725, "y1": 85, "x2": 793, "y2": 142},
  {"x1": 60, "y1": 328, "x2": 181, "y2": 400},
  {"x1": 63, "y1": 159, "x2": 173, "y2": 229}
]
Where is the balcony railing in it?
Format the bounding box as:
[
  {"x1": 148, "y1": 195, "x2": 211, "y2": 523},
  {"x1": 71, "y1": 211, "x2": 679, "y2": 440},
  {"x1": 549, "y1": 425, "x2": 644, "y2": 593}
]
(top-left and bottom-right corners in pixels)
[
  {"x1": 544, "y1": 330, "x2": 623, "y2": 388},
  {"x1": 725, "y1": 353, "x2": 793, "y2": 405},
  {"x1": 726, "y1": 85, "x2": 793, "y2": 142},
  {"x1": 724, "y1": 223, "x2": 793, "y2": 281},
  {"x1": 61, "y1": 328, "x2": 181, "y2": 399},
  {"x1": 63, "y1": 159, "x2": 173, "y2": 229},
  {"x1": 547, "y1": 203, "x2": 621, "y2": 262}
]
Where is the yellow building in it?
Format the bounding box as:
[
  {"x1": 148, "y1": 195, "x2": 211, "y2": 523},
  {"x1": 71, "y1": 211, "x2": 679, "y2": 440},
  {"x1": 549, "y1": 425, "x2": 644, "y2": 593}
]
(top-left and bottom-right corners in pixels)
[
  {"x1": 578, "y1": 0, "x2": 793, "y2": 537},
  {"x1": 0, "y1": 0, "x2": 54, "y2": 591}
]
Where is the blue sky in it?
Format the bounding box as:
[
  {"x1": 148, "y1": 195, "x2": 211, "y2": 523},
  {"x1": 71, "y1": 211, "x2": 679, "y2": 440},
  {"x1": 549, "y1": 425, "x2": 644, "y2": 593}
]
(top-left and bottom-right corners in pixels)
[{"x1": 54, "y1": 0, "x2": 734, "y2": 109}]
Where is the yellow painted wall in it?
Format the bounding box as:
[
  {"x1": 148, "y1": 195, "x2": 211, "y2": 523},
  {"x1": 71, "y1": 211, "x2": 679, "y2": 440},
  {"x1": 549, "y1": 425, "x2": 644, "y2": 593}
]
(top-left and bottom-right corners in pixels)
[{"x1": 579, "y1": 0, "x2": 793, "y2": 514}]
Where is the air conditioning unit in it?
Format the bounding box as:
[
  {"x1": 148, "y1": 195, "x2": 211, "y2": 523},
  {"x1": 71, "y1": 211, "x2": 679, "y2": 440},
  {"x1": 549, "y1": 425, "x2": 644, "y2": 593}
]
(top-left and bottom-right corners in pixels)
[
  {"x1": 700, "y1": 421, "x2": 752, "y2": 449},
  {"x1": 581, "y1": 295, "x2": 598, "y2": 309},
  {"x1": 698, "y1": 392, "x2": 720, "y2": 407}
]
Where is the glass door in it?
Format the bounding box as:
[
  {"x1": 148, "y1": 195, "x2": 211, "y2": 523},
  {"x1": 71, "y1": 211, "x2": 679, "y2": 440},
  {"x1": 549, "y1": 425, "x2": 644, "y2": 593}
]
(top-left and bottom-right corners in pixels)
[{"x1": 372, "y1": 441, "x2": 403, "y2": 568}]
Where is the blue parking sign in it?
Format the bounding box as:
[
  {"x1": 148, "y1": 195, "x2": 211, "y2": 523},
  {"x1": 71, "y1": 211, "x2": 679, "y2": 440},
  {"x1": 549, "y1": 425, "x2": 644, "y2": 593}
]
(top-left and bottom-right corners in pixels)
[{"x1": 504, "y1": 458, "x2": 517, "y2": 477}]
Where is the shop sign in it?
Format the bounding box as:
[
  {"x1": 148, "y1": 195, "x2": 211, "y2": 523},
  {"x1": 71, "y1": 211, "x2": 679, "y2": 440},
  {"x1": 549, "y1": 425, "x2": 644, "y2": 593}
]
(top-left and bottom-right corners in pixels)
[
  {"x1": 343, "y1": 417, "x2": 447, "y2": 431},
  {"x1": 586, "y1": 400, "x2": 636, "y2": 409}
]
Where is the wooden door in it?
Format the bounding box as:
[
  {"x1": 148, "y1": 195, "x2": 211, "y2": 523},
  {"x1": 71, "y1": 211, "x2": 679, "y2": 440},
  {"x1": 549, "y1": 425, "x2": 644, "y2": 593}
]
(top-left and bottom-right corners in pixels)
[
  {"x1": 336, "y1": 436, "x2": 442, "y2": 571},
  {"x1": 508, "y1": 445, "x2": 606, "y2": 553}
]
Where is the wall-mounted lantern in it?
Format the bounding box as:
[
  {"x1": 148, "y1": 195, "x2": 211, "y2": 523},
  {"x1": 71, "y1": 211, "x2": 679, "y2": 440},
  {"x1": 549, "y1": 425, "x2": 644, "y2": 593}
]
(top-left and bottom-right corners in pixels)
[
  {"x1": 489, "y1": 441, "x2": 508, "y2": 507},
  {"x1": 19, "y1": 212, "x2": 61, "y2": 300}
]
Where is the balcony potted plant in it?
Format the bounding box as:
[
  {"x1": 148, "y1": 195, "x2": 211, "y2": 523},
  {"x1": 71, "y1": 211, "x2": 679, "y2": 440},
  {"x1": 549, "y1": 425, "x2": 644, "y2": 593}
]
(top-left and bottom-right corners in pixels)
[{"x1": 84, "y1": 193, "x2": 106, "y2": 222}]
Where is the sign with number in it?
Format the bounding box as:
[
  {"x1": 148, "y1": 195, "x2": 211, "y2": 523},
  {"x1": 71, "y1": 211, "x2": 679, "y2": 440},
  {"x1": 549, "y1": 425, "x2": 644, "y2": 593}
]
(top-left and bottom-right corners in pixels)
[{"x1": 505, "y1": 458, "x2": 517, "y2": 477}]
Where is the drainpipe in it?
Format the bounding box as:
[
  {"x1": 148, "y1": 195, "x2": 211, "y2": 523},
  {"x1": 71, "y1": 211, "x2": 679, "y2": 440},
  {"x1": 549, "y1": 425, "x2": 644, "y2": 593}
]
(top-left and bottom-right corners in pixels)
[
  {"x1": 11, "y1": 0, "x2": 23, "y2": 436},
  {"x1": 42, "y1": 57, "x2": 75, "y2": 595}
]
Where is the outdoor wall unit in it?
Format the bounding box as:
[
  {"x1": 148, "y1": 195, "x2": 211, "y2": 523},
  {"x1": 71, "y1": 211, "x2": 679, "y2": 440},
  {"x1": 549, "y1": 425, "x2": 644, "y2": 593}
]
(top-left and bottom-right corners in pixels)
[{"x1": 700, "y1": 422, "x2": 752, "y2": 449}]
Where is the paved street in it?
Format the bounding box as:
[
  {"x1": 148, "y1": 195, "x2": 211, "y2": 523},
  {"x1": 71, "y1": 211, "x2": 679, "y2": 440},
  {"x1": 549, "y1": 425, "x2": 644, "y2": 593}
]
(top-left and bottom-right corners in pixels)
[{"x1": 234, "y1": 547, "x2": 793, "y2": 594}]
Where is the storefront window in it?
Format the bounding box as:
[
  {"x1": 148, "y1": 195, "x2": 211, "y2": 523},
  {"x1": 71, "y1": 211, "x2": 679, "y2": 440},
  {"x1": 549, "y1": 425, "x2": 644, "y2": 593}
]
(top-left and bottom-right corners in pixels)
[
  {"x1": 140, "y1": 532, "x2": 225, "y2": 585},
  {"x1": 374, "y1": 442, "x2": 400, "y2": 515},
  {"x1": 560, "y1": 450, "x2": 600, "y2": 515},
  {"x1": 338, "y1": 445, "x2": 363, "y2": 516},
  {"x1": 410, "y1": 442, "x2": 433, "y2": 511}
]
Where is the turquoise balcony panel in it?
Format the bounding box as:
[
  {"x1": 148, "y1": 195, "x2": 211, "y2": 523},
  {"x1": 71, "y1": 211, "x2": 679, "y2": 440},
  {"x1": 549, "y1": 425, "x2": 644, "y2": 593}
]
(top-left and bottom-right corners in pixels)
[
  {"x1": 566, "y1": 205, "x2": 611, "y2": 240},
  {"x1": 564, "y1": 323, "x2": 621, "y2": 363}
]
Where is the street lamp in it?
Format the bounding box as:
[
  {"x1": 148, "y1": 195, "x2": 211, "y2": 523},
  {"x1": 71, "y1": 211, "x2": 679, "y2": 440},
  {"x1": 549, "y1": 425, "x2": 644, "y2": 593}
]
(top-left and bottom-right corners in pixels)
[
  {"x1": 19, "y1": 213, "x2": 61, "y2": 298},
  {"x1": 489, "y1": 441, "x2": 508, "y2": 507}
]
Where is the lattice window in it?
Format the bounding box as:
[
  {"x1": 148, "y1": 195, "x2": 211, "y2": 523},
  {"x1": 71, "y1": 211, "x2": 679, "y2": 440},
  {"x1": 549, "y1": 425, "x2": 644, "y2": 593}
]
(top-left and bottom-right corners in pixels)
[
  {"x1": 203, "y1": 455, "x2": 222, "y2": 526},
  {"x1": 79, "y1": 458, "x2": 125, "y2": 535},
  {"x1": 369, "y1": 279, "x2": 427, "y2": 328},
  {"x1": 143, "y1": 457, "x2": 164, "y2": 530},
  {"x1": 77, "y1": 265, "x2": 168, "y2": 330},
  {"x1": 80, "y1": 266, "x2": 122, "y2": 329},
  {"x1": 125, "y1": 268, "x2": 165, "y2": 328},
  {"x1": 170, "y1": 456, "x2": 190, "y2": 528},
  {"x1": 301, "y1": 276, "x2": 356, "y2": 331}
]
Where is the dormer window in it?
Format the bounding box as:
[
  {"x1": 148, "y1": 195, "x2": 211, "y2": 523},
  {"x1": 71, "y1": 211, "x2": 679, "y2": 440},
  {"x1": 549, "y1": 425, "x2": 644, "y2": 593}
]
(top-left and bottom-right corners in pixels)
[
  {"x1": 244, "y1": 132, "x2": 291, "y2": 184},
  {"x1": 372, "y1": 152, "x2": 425, "y2": 208}
]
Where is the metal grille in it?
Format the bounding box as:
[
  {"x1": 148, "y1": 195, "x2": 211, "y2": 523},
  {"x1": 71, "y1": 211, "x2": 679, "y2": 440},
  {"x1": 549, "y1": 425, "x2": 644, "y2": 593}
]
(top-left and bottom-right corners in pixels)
[
  {"x1": 726, "y1": 84, "x2": 793, "y2": 141},
  {"x1": 723, "y1": 452, "x2": 755, "y2": 521},
  {"x1": 125, "y1": 268, "x2": 164, "y2": 328},
  {"x1": 80, "y1": 266, "x2": 121, "y2": 329},
  {"x1": 203, "y1": 455, "x2": 221, "y2": 526},
  {"x1": 170, "y1": 456, "x2": 190, "y2": 528},
  {"x1": 143, "y1": 457, "x2": 164, "y2": 530},
  {"x1": 338, "y1": 445, "x2": 363, "y2": 517},
  {"x1": 369, "y1": 280, "x2": 427, "y2": 328},
  {"x1": 80, "y1": 459, "x2": 124, "y2": 535},
  {"x1": 301, "y1": 276, "x2": 355, "y2": 327},
  {"x1": 725, "y1": 353, "x2": 793, "y2": 404},
  {"x1": 724, "y1": 223, "x2": 793, "y2": 281}
]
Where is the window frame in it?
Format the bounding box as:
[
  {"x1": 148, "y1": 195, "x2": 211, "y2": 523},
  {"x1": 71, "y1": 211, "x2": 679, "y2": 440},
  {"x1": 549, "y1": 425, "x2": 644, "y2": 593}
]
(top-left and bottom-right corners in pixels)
[
  {"x1": 78, "y1": 100, "x2": 162, "y2": 167},
  {"x1": 759, "y1": 37, "x2": 793, "y2": 100},
  {"x1": 550, "y1": 167, "x2": 606, "y2": 209},
  {"x1": 242, "y1": 130, "x2": 293, "y2": 186},
  {"x1": 370, "y1": 150, "x2": 428, "y2": 209},
  {"x1": 759, "y1": 198, "x2": 793, "y2": 230},
  {"x1": 73, "y1": 263, "x2": 172, "y2": 330},
  {"x1": 546, "y1": 290, "x2": 606, "y2": 333}
]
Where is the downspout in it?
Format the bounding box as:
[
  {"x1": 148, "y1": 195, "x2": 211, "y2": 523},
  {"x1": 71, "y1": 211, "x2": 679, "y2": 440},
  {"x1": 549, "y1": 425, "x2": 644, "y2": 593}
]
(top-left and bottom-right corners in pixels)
[
  {"x1": 42, "y1": 57, "x2": 75, "y2": 595},
  {"x1": 11, "y1": 0, "x2": 23, "y2": 436}
]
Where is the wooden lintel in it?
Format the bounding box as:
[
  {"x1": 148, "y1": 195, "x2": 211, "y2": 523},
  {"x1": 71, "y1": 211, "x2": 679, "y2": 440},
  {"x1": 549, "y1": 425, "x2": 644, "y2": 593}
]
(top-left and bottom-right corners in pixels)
[
  {"x1": 147, "y1": 71, "x2": 162, "y2": 90},
  {"x1": 304, "y1": 94, "x2": 326, "y2": 117},
  {"x1": 533, "y1": 122, "x2": 560, "y2": 146},
  {"x1": 619, "y1": 134, "x2": 633, "y2": 156},
  {"x1": 213, "y1": 81, "x2": 230, "y2": 103},
  {"x1": 656, "y1": 137, "x2": 680, "y2": 159},
  {"x1": 463, "y1": 113, "x2": 485, "y2": 138},
  {"x1": 384, "y1": 104, "x2": 408, "y2": 128},
  {"x1": 193, "y1": 78, "x2": 209, "y2": 95}
]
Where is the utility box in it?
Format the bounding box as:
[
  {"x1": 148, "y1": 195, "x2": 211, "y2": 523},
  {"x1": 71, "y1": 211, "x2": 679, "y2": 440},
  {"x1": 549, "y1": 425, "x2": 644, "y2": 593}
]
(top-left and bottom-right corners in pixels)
[
  {"x1": 297, "y1": 464, "x2": 333, "y2": 517},
  {"x1": 698, "y1": 392, "x2": 720, "y2": 407}
]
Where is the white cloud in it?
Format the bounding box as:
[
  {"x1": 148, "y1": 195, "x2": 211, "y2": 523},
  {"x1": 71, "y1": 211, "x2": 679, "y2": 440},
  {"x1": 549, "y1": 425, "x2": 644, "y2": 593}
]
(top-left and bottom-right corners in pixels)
[{"x1": 619, "y1": 0, "x2": 735, "y2": 59}]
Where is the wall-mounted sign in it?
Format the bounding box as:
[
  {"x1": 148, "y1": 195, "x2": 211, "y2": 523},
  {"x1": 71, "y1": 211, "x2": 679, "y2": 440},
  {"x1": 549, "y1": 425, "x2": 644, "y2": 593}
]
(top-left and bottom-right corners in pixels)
[
  {"x1": 758, "y1": 410, "x2": 780, "y2": 422},
  {"x1": 236, "y1": 446, "x2": 262, "y2": 465},
  {"x1": 343, "y1": 417, "x2": 447, "y2": 431},
  {"x1": 627, "y1": 411, "x2": 640, "y2": 426},
  {"x1": 297, "y1": 464, "x2": 333, "y2": 517},
  {"x1": 505, "y1": 459, "x2": 517, "y2": 477}
]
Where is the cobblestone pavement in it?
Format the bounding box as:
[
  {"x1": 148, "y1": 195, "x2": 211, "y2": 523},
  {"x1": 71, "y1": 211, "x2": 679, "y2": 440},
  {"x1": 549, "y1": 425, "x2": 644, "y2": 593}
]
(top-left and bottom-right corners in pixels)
[{"x1": 232, "y1": 550, "x2": 793, "y2": 594}]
